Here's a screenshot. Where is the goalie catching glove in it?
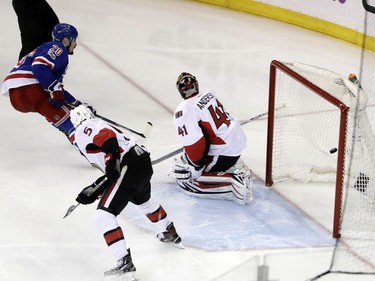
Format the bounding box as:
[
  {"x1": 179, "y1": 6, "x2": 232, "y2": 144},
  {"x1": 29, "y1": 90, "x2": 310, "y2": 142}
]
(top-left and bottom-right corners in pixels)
[
  {"x1": 168, "y1": 153, "x2": 204, "y2": 181},
  {"x1": 76, "y1": 175, "x2": 107, "y2": 205}
]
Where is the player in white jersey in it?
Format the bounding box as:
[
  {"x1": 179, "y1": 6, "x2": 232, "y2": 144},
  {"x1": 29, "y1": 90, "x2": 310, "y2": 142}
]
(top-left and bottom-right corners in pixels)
[
  {"x1": 70, "y1": 105, "x2": 182, "y2": 280},
  {"x1": 169, "y1": 72, "x2": 253, "y2": 205}
]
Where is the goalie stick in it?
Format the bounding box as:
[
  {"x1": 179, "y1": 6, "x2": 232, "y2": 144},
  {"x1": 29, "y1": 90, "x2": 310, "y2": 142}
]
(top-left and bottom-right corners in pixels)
[
  {"x1": 151, "y1": 106, "x2": 286, "y2": 165},
  {"x1": 239, "y1": 104, "x2": 285, "y2": 125},
  {"x1": 151, "y1": 147, "x2": 184, "y2": 165}
]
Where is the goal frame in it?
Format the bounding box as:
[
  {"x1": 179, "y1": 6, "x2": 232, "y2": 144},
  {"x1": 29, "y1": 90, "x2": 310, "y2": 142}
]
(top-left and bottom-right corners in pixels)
[{"x1": 265, "y1": 60, "x2": 349, "y2": 238}]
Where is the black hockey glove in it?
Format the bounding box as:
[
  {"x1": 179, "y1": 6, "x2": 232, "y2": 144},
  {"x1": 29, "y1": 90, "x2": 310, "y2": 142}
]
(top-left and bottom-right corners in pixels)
[
  {"x1": 76, "y1": 175, "x2": 106, "y2": 205},
  {"x1": 75, "y1": 102, "x2": 96, "y2": 114},
  {"x1": 102, "y1": 137, "x2": 121, "y2": 181},
  {"x1": 105, "y1": 155, "x2": 121, "y2": 181},
  {"x1": 86, "y1": 104, "x2": 97, "y2": 115}
]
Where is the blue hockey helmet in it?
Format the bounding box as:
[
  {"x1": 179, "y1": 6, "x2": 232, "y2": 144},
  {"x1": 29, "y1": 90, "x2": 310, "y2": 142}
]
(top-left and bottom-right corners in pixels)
[{"x1": 52, "y1": 23, "x2": 78, "y2": 42}]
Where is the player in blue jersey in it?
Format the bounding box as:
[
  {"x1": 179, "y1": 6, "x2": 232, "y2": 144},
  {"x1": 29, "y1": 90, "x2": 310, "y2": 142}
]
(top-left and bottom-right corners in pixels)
[{"x1": 1, "y1": 23, "x2": 93, "y2": 143}]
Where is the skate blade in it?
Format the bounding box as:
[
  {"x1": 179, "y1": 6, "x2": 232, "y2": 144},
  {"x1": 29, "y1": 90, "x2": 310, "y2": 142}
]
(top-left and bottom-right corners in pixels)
[
  {"x1": 104, "y1": 272, "x2": 138, "y2": 281},
  {"x1": 168, "y1": 241, "x2": 185, "y2": 249}
]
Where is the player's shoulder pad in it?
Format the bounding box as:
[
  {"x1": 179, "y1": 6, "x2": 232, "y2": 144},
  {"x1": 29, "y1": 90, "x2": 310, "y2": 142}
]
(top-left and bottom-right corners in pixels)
[{"x1": 37, "y1": 41, "x2": 68, "y2": 63}]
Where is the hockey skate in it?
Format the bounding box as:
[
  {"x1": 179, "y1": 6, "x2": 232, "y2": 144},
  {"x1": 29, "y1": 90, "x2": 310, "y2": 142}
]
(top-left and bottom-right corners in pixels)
[
  {"x1": 157, "y1": 222, "x2": 184, "y2": 249},
  {"x1": 104, "y1": 249, "x2": 138, "y2": 281}
]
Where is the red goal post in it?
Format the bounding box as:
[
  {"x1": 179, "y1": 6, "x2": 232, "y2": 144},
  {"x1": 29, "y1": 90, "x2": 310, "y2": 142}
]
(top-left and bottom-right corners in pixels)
[{"x1": 265, "y1": 60, "x2": 354, "y2": 238}]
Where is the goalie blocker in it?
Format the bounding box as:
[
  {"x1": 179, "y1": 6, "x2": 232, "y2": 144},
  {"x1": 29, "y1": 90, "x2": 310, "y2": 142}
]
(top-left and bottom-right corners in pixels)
[{"x1": 169, "y1": 156, "x2": 254, "y2": 205}]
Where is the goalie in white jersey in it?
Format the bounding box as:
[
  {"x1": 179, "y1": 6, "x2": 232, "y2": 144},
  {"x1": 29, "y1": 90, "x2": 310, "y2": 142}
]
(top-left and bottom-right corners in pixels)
[
  {"x1": 70, "y1": 105, "x2": 182, "y2": 280},
  {"x1": 169, "y1": 72, "x2": 253, "y2": 205}
]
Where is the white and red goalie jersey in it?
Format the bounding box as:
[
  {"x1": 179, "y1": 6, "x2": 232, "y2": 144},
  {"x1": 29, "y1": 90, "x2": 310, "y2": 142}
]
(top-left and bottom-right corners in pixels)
[
  {"x1": 74, "y1": 118, "x2": 136, "y2": 173},
  {"x1": 173, "y1": 89, "x2": 246, "y2": 171}
]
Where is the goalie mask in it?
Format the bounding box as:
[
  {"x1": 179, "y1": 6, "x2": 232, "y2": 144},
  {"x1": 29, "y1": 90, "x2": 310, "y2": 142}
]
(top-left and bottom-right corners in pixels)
[
  {"x1": 176, "y1": 72, "x2": 199, "y2": 99},
  {"x1": 70, "y1": 105, "x2": 95, "y2": 128}
]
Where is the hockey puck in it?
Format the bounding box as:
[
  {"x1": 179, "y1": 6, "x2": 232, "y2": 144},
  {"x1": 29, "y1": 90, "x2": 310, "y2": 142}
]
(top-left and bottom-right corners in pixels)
[{"x1": 330, "y1": 148, "x2": 338, "y2": 154}]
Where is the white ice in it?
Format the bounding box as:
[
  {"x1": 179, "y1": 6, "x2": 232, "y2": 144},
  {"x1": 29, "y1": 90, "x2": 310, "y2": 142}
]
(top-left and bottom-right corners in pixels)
[{"x1": 1, "y1": 0, "x2": 374, "y2": 280}]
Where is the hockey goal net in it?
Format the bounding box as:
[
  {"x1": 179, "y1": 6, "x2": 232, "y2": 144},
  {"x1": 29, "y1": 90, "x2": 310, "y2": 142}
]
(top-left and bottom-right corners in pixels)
[{"x1": 265, "y1": 60, "x2": 375, "y2": 239}]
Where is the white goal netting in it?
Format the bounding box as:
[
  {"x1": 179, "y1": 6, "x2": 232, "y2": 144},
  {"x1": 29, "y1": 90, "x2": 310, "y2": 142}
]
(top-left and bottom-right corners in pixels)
[
  {"x1": 270, "y1": 62, "x2": 373, "y2": 184},
  {"x1": 267, "y1": 60, "x2": 375, "y2": 275}
]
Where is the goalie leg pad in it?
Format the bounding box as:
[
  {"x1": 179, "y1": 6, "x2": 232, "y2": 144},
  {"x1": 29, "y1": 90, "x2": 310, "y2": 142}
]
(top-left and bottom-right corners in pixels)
[
  {"x1": 175, "y1": 168, "x2": 254, "y2": 205},
  {"x1": 176, "y1": 179, "x2": 233, "y2": 201},
  {"x1": 230, "y1": 169, "x2": 254, "y2": 205}
]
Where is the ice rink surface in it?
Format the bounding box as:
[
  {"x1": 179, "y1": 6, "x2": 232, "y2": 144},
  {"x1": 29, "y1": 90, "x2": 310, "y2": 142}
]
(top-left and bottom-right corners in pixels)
[{"x1": 1, "y1": 0, "x2": 375, "y2": 280}]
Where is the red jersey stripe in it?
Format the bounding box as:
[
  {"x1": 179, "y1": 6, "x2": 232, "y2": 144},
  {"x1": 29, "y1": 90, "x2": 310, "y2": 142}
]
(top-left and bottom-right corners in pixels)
[
  {"x1": 104, "y1": 227, "x2": 124, "y2": 246},
  {"x1": 93, "y1": 128, "x2": 117, "y2": 147},
  {"x1": 4, "y1": 73, "x2": 35, "y2": 81},
  {"x1": 147, "y1": 206, "x2": 167, "y2": 223}
]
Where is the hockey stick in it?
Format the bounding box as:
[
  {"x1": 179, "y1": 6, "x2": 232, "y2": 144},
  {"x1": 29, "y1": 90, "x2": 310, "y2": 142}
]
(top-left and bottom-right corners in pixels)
[
  {"x1": 69, "y1": 102, "x2": 153, "y2": 139},
  {"x1": 151, "y1": 106, "x2": 286, "y2": 165},
  {"x1": 151, "y1": 147, "x2": 184, "y2": 165},
  {"x1": 239, "y1": 104, "x2": 285, "y2": 125},
  {"x1": 95, "y1": 113, "x2": 153, "y2": 139},
  {"x1": 63, "y1": 203, "x2": 80, "y2": 219},
  {"x1": 63, "y1": 177, "x2": 107, "y2": 219}
]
